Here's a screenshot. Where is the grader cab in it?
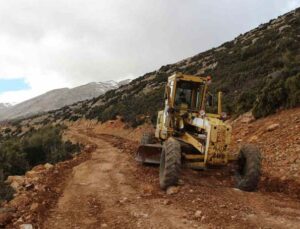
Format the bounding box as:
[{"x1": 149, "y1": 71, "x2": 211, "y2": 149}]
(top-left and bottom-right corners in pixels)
[{"x1": 136, "y1": 73, "x2": 261, "y2": 191}]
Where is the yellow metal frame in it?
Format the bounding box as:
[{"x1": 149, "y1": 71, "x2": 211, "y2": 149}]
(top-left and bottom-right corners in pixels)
[{"x1": 155, "y1": 73, "x2": 235, "y2": 169}]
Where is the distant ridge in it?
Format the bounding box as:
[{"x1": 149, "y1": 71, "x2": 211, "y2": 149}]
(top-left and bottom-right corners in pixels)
[{"x1": 0, "y1": 80, "x2": 130, "y2": 121}]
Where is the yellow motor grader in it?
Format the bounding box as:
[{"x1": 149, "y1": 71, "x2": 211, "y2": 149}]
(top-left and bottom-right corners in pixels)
[{"x1": 136, "y1": 73, "x2": 261, "y2": 191}]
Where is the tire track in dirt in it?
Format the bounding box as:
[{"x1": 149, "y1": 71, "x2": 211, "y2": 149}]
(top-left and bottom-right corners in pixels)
[
  {"x1": 43, "y1": 126, "x2": 300, "y2": 229},
  {"x1": 94, "y1": 131, "x2": 300, "y2": 229},
  {"x1": 43, "y1": 128, "x2": 194, "y2": 229}
]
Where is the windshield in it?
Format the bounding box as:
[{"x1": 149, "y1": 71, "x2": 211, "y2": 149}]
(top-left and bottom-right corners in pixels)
[{"x1": 174, "y1": 81, "x2": 204, "y2": 110}]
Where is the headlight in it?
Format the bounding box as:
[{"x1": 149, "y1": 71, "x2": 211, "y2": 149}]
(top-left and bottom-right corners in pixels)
[{"x1": 221, "y1": 112, "x2": 227, "y2": 120}]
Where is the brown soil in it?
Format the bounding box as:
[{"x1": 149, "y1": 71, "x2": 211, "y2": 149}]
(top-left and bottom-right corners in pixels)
[
  {"x1": 3, "y1": 108, "x2": 300, "y2": 228},
  {"x1": 231, "y1": 107, "x2": 300, "y2": 198}
]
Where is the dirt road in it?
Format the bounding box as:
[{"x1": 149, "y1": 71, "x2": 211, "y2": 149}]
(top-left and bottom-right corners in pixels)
[
  {"x1": 43, "y1": 126, "x2": 300, "y2": 229},
  {"x1": 44, "y1": 128, "x2": 189, "y2": 229}
]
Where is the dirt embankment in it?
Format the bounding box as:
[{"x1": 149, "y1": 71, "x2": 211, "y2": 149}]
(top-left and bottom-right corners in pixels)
[
  {"x1": 0, "y1": 134, "x2": 96, "y2": 228},
  {"x1": 231, "y1": 107, "x2": 300, "y2": 198}
]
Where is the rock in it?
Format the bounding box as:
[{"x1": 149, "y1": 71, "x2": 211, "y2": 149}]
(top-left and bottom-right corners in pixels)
[
  {"x1": 194, "y1": 210, "x2": 202, "y2": 218},
  {"x1": 278, "y1": 25, "x2": 291, "y2": 33},
  {"x1": 163, "y1": 199, "x2": 172, "y2": 205},
  {"x1": 267, "y1": 123, "x2": 280, "y2": 132},
  {"x1": 5, "y1": 176, "x2": 24, "y2": 185},
  {"x1": 25, "y1": 183, "x2": 34, "y2": 191},
  {"x1": 44, "y1": 163, "x2": 53, "y2": 170},
  {"x1": 101, "y1": 223, "x2": 108, "y2": 228},
  {"x1": 6, "y1": 176, "x2": 25, "y2": 191},
  {"x1": 25, "y1": 171, "x2": 39, "y2": 179},
  {"x1": 249, "y1": 135, "x2": 258, "y2": 142},
  {"x1": 0, "y1": 208, "x2": 15, "y2": 226},
  {"x1": 201, "y1": 216, "x2": 206, "y2": 222},
  {"x1": 166, "y1": 186, "x2": 180, "y2": 195},
  {"x1": 30, "y1": 203, "x2": 39, "y2": 211},
  {"x1": 240, "y1": 112, "x2": 255, "y2": 124},
  {"x1": 178, "y1": 179, "x2": 185, "y2": 185},
  {"x1": 10, "y1": 181, "x2": 23, "y2": 191},
  {"x1": 119, "y1": 197, "x2": 128, "y2": 203},
  {"x1": 20, "y1": 224, "x2": 33, "y2": 229},
  {"x1": 34, "y1": 184, "x2": 46, "y2": 192},
  {"x1": 140, "y1": 213, "x2": 149, "y2": 218}
]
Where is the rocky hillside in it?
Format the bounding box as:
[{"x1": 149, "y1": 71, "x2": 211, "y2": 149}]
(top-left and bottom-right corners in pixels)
[
  {"x1": 0, "y1": 80, "x2": 129, "y2": 121},
  {"x1": 6, "y1": 8, "x2": 300, "y2": 128}
]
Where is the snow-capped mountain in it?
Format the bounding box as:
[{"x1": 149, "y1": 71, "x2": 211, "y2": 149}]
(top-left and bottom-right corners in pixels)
[{"x1": 0, "y1": 80, "x2": 130, "y2": 121}]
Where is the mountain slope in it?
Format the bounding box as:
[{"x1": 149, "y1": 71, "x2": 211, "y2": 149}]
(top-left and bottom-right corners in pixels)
[
  {"x1": 0, "y1": 103, "x2": 12, "y2": 113},
  {"x1": 0, "y1": 81, "x2": 127, "y2": 121},
  {"x1": 63, "y1": 8, "x2": 299, "y2": 126},
  {"x1": 8, "y1": 8, "x2": 300, "y2": 126}
]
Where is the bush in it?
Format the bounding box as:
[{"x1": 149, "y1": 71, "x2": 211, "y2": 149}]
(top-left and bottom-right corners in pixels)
[
  {"x1": 22, "y1": 126, "x2": 79, "y2": 165},
  {"x1": 236, "y1": 91, "x2": 256, "y2": 114},
  {"x1": 0, "y1": 125, "x2": 81, "y2": 201},
  {"x1": 0, "y1": 170, "x2": 15, "y2": 202},
  {"x1": 285, "y1": 73, "x2": 300, "y2": 107},
  {"x1": 253, "y1": 73, "x2": 300, "y2": 118},
  {"x1": 253, "y1": 76, "x2": 286, "y2": 117}
]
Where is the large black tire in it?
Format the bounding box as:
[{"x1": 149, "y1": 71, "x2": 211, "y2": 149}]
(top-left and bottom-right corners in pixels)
[
  {"x1": 159, "y1": 138, "x2": 181, "y2": 190},
  {"x1": 236, "y1": 144, "x2": 262, "y2": 191},
  {"x1": 140, "y1": 132, "x2": 155, "y2": 144}
]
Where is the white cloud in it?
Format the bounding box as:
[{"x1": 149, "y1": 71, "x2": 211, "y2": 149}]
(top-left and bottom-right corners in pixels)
[{"x1": 0, "y1": 0, "x2": 299, "y2": 104}]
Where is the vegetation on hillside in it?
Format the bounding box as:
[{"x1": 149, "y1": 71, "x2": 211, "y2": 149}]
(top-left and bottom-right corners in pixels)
[
  {"x1": 0, "y1": 125, "x2": 81, "y2": 202},
  {"x1": 77, "y1": 8, "x2": 299, "y2": 124},
  {"x1": 8, "y1": 8, "x2": 300, "y2": 127}
]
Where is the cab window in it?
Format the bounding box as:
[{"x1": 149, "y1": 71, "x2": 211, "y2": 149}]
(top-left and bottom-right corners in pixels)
[{"x1": 175, "y1": 81, "x2": 204, "y2": 110}]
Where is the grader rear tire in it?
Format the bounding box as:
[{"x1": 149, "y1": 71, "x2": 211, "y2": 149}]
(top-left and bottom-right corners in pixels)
[
  {"x1": 159, "y1": 138, "x2": 181, "y2": 190},
  {"x1": 236, "y1": 144, "x2": 261, "y2": 191}
]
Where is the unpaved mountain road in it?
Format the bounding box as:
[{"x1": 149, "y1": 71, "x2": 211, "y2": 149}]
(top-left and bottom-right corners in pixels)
[
  {"x1": 44, "y1": 128, "x2": 188, "y2": 229},
  {"x1": 43, "y1": 126, "x2": 300, "y2": 229}
]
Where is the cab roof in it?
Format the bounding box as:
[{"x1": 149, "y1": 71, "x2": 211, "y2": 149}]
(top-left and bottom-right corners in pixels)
[{"x1": 168, "y1": 73, "x2": 210, "y2": 83}]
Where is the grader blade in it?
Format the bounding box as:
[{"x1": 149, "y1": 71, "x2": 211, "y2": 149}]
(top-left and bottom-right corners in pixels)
[{"x1": 136, "y1": 144, "x2": 162, "y2": 164}]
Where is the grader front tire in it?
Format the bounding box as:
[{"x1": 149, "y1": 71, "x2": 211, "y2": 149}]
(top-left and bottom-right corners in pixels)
[
  {"x1": 159, "y1": 138, "x2": 181, "y2": 190},
  {"x1": 236, "y1": 144, "x2": 262, "y2": 191}
]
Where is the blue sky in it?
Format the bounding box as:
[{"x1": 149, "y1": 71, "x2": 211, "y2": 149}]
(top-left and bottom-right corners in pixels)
[{"x1": 0, "y1": 79, "x2": 30, "y2": 93}]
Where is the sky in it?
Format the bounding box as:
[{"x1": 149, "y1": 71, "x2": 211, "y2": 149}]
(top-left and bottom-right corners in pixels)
[{"x1": 0, "y1": 0, "x2": 299, "y2": 104}]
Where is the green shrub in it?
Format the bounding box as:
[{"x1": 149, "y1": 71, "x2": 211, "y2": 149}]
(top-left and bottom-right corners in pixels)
[
  {"x1": 285, "y1": 73, "x2": 300, "y2": 107},
  {"x1": 0, "y1": 139, "x2": 29, "y2": 177},
  {"x1": 253, "y1": 73, "x2": 300, "y2": 118},
  {"x1": 253, "y1": 76, "x2": 286, "y2": 117},
  {"x1": 0, "y1": 125, "x2": 81, "y2": 201},
  {"x1": 236, "y1": 91, "x2": 256, "y2": 114},
  {"x1": 0, "y1": 170, "x2": 15, "y2": 202}
]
